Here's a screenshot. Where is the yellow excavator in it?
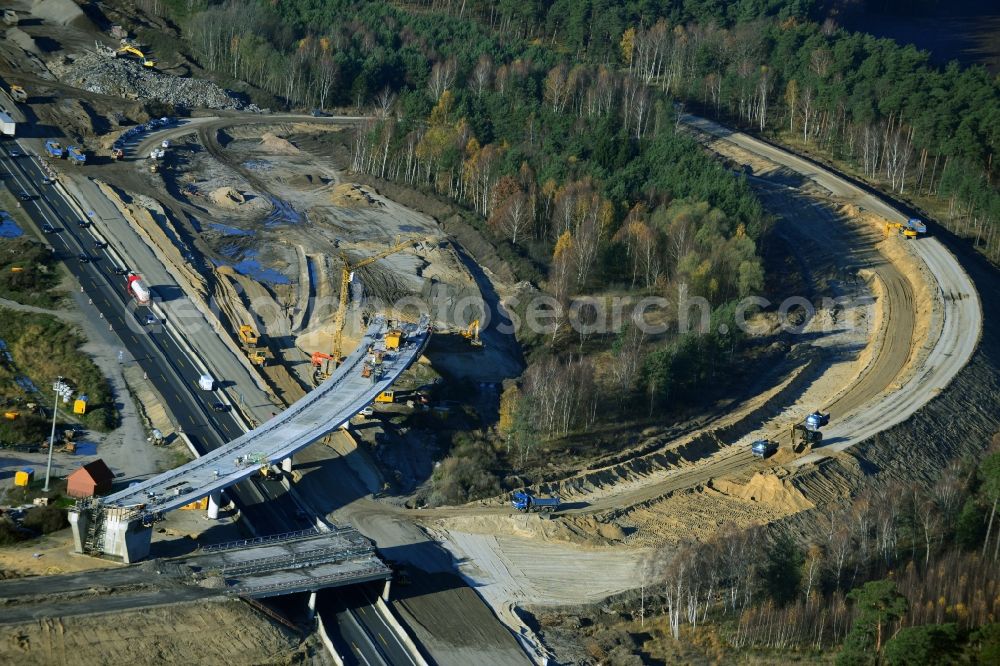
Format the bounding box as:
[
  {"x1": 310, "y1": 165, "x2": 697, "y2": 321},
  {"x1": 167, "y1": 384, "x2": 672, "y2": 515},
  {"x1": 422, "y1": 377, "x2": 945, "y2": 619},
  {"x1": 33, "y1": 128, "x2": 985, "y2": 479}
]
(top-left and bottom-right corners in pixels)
[
  {"x1": 117, "y1": 44, "x2": 155, "y2": 68},
  {"x1": 318, "y1": 238, "x2": 423, "y2": 373},
  {"x1": 238, "y1": 324, "x2": 259, "y2": 346},
  {"x1": 237, "y1": 324, "x2": 267, "y2": 366},
  {"x1": 461, "y1": 319, "x2": 483, "y2": 347},
  {"x1": 885, "y1": 221, "x2": 917, "y2": 239}
]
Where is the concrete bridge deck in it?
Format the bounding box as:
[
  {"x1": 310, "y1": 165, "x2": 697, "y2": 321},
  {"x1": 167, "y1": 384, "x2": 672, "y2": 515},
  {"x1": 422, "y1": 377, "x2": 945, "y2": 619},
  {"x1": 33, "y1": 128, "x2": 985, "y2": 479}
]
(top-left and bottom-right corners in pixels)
[
  {"x1": 70, "y1": 315, "x2": 431, "y2": 560},
  {"x1": 0, "y1": 529, "x2": 390, "y2": 625}
]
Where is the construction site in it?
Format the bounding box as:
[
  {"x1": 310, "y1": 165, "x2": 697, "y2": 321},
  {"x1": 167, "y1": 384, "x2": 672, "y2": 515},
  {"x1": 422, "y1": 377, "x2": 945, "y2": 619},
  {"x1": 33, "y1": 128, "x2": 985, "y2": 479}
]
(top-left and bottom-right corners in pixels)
[{"x1": 0, "y1": 1, "x2": 998, "y2": 664}]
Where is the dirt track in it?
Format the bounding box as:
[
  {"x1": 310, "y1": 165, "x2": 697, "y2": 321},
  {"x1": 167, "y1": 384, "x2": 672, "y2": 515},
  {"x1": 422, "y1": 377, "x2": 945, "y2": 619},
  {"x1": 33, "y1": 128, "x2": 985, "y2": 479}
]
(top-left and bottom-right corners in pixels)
[{"x1": 416, "y1": 115, "x2": 984, "y2": 618}]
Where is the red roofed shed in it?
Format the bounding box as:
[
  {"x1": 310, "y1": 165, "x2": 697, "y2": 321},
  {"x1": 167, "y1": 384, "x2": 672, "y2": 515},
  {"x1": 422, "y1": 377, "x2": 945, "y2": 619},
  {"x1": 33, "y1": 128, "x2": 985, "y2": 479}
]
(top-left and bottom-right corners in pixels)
[{"x1": 66, "y1": 459, "x2": 114, "y2": 498}]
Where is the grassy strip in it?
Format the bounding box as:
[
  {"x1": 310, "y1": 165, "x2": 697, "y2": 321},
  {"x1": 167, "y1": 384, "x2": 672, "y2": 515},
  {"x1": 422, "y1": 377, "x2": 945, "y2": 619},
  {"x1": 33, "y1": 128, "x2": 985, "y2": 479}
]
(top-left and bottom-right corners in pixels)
[
  {"x1": 0, "y1": 190, "x2": 64, "y2": 307},
  {"x1": 0, "y1": 306, "x2": 119, "y2": 442}
]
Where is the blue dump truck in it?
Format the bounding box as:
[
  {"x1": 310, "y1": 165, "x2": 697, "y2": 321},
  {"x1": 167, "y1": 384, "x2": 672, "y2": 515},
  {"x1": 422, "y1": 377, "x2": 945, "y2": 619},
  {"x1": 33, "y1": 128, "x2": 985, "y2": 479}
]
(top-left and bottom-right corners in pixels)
[
  {"x1": 67, "y1": 146, "x2": 86, "y2": 165},
  {"x1": 511, "y1": 491, "x2": 560, "y2": 513},
  {"x1": 907, "y1": 218, "x2": 927, "y2": 236},
  {"x1": 805, "y1": 410, "x2": 830, "y2": 430},
  {"x1": 751, "y1": 439, "x2": 778, "y2": 458},
  {"x1": 44, "y1": 140, "x2": 64, "y2": 158}
]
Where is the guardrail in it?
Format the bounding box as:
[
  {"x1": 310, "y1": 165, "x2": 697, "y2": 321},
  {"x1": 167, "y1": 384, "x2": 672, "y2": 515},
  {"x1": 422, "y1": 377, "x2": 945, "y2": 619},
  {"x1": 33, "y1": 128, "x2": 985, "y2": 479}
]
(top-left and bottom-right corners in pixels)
[
  {"x1": 219, "y1": 545, "x2": 375, "y2": 576},
  {"x1": 228, "y1": 564, "x2": 391, "y2": 597},
  {"x1": 200, "y1": 527, "x2": 322, "y2": 552}
]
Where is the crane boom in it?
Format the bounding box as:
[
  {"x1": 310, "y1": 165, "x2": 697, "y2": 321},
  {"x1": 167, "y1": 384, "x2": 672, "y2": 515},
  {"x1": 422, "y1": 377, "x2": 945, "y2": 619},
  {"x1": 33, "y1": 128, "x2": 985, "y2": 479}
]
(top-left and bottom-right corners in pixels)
[{"x1": 327, "y1": 237, "x2": 424, "y2": 366}]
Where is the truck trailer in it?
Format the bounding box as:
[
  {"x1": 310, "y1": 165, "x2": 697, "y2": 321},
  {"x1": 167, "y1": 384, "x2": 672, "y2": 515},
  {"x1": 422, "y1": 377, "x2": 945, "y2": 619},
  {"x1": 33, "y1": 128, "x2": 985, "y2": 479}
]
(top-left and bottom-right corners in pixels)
[
  {"x1": 511, "y1": 491, "x2": 560, "y2": 513},
  {"x1": 45, "y1": 140, "x2": 65, "y2": 158},
  {"x1": 0, "y1": 111, "x2": 15, "y2": 137},
  {"x1": 126, "y1": 273, "x2": 151, "y2": 305},
  {"x1": 67, "y1": 146, "x2": 86, "y2": 165}
]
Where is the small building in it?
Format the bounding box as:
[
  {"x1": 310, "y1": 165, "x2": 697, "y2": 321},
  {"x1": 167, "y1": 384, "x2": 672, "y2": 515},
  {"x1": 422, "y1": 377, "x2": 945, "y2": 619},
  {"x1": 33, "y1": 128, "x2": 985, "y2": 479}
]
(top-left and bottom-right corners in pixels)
[{"x1": 66, "y1": 459, "x2": 114, "y2": 498}]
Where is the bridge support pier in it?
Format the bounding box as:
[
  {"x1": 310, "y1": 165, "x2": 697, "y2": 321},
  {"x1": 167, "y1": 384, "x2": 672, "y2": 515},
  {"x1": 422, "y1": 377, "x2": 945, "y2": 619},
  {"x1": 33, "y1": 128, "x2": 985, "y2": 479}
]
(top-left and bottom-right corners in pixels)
[
  {"x1": 207, "y1": 491, "x2": 222, "y2": 519},
  {"x1": 382, "y1": 578, "x2": 391, "y2": 602},
  {"x1": 281, "y1": 457, "x2": 293, "y2": 473},
  {"x1": 307, "y1": 590, "x2": 317, "y2": 621},
  {"x1": 68, "y1": 508, "x2": 152, "y2": 563},
  {"x1": 68, "y1": 509, "x2": 87, "y2": 553}
]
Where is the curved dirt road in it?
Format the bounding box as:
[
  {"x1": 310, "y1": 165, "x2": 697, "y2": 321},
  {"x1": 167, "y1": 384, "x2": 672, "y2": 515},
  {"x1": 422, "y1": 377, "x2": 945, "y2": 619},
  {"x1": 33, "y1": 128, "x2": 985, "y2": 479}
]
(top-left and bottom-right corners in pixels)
[
  {"x1": 647, "y1": 116, "x2": 980, "y2": 470},
  {"x1": 755, "y1": 184, "x2": 917, "y2": 427},
  {"x1": 411, "y1": 115, "x2": 981, "y2": 518}
]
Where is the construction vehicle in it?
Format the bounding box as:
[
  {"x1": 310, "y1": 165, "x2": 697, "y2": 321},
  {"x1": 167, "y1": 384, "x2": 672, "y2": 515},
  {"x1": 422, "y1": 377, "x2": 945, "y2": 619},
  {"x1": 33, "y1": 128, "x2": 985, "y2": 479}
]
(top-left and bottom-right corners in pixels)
[
  {"x1": 792, "y1": 424, "x2": 823, "y2": 451},
  {"x1": 3, "y1": 9, "x2": 17, "y2": 26},
  {"x1": 385, "y1": 328, "x2": 404, "y2": 350},
  {"x1": 238, "y1": 325, "x2": 259, "y2": 346},
  {"x1": 320, "y1": 237, "x2": 422, "y2": 368},
  {"x1": 511, "y1": 491, "x2": 560, "y2": 513},
  {"x1": 10, "y1": 85, "x2": 27, "y2": 103},
  {"x1": 247, "y1": 349, "x2": 266, "y2": 366},
  {"x1": 886, "y1": 221, "x2": 917, "y2": 239},
  {"x1": 805, "y1": 410, "x2": 830, "y2": 430},
  {"x1": 111, "y1": 145, "x2": 124, "y2": 160},
  {"x1": 0, "y1": 111, "x2": 14, "y2": 137},
  {"x1": 461, "y1": 319, "x2": 483, "y2": 347},
  {"x1": 375, "y1": 390, "x2": 395, "y2": 404},
  {"x1": 67, "y1": 146, "x2": 86, "y2": 165},
  {"x1": 116, "y1": 44, "x2": 155, "y2": 67},
  {"x1": 149, "y1": 161, "x2": 159, "y2": 174},
  {"x1": 311, "y1": 351, "x2": 337, "y2": 374},
  {"x1": 126, "y1": 273, "x2": 151, "y2": 305},
  {"x1": 45, "y1": 140, "x2": 65, "y2": 159},
  {"x1": 751, "y1": 439, "x2": 778, "y2": 458}
]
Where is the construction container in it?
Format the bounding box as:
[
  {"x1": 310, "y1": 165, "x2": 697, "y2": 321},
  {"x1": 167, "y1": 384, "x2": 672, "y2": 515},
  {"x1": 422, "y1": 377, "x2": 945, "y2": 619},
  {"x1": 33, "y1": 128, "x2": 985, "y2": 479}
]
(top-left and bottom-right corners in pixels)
[
  {"x1": 73, "y1": 396, "x2": 88, "y2": 415},
  {"x1": 385, "y1": 329, "x2": 403, "y2": 350},
  {"x1": 4, "y1": 411, "x2": 18, "y2": 420},
  {"x1": 14, "y1": 468, "x2": 34, "y2": 487},
  {"x1": 181, "y1": 497, "x2": 209, "y2": 511}
]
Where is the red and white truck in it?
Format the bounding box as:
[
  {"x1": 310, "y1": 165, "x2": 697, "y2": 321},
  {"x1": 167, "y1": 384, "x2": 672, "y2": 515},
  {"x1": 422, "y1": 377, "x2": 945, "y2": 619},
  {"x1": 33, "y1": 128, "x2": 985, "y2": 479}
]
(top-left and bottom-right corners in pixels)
[{"x1": 126, "y1": 273, "x2": 150, "y2": 305}]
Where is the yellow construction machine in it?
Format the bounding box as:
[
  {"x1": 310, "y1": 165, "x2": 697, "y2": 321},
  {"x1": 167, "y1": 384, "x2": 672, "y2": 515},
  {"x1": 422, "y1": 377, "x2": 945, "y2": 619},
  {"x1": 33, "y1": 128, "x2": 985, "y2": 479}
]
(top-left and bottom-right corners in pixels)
[
  {"x1": 885, "y1": 221, "x2": 917, "y2": 239},
  {"x1": 237, "y1": 324, "x2": 267, "y2": 366},
  {"x1": 117, "y1": 44, "x2": 155, "y2": 67},
  {"x1": 385, "y1": 328, "x2": 404, "y2": 350},
  {"x1": 320, "y1": 238, "x2": 422, "y2": 369},
  {"x1": 461, "y1": 319, "x2": 483, "y2": 347},
  {"x1": 10, "y1": 85, "x2": 27, "y2": 103},
  {"x1": 238, "y1": 324, "x2": 259, "y2": 346}
]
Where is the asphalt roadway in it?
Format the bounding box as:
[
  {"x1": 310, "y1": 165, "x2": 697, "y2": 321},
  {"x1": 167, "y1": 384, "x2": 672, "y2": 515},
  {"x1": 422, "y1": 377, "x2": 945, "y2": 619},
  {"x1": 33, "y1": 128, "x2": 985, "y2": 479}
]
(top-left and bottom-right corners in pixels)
[{"x1": 0, "y1": 139, "x2": 412, "y2": 664}]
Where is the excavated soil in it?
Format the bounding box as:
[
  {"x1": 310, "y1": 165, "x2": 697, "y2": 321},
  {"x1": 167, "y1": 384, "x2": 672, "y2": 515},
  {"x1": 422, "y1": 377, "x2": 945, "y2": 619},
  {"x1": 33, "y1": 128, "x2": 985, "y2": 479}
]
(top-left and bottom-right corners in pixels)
[{"x1": 0, "y1": 599, "x2": 306, "y2": 665}]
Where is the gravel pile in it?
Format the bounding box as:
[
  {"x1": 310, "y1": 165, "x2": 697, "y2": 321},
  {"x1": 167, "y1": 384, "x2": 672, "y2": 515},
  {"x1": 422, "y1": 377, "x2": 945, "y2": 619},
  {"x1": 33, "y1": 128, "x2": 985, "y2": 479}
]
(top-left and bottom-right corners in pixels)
[{"x1": 64, "y1": 54, "x2": 257, "y2": 111}]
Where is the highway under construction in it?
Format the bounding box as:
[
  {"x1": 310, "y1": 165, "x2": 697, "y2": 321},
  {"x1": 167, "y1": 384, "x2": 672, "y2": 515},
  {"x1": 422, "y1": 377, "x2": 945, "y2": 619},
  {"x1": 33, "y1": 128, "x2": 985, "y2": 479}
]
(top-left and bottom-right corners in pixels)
[
  {"x1": 0, "y1": 5, "x2": 996, "y2": 663},
  {"x1": 71, "y1": 315, "x2": 431, "y2": 562}
]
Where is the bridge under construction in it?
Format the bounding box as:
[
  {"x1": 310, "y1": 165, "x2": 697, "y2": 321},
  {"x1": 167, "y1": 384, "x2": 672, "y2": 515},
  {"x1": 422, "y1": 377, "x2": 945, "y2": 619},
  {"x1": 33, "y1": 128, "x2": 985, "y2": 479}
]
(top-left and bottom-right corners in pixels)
[{"x1": 69, "y1": 315, "x2": 431, "y2": 562}]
